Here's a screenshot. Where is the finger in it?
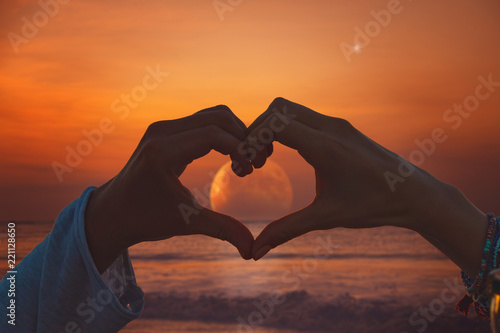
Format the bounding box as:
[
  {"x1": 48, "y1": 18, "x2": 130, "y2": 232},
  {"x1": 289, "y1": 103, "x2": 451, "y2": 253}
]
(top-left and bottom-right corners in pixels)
[
  {"x1": 252, "y1": 142, "x2": 273, "y2": 169},
  {"x1": 249, "y1": 139, "x2": 270, "y2": 169},
  {"x1": 148, "y1": 105, "x2": 248, "y2": 142},
  {"x1": 246, "y1": 116, "x2": 324, "y2": 168},
  {"x1": 246, "y1": 97, "x2": 311, "y2": 168},
  {"x1": 197, "y1": 105, "x2": 253, "y2": 177},
  {"x1": 195, "y1": 105, "x2": 247, "y2": 133},
  {"x1": 165, "y1": 125, "x2": 253, "y2": 176},
  {"x1": 252, "y1": 205, "x2": 320, "y2": 260},
  {"x1": 231, "y1": 149, "x2": 254, "y2": 177},
  {"x1": 267, "y1": 142, "x2": 274, "y2": 157},
  {"x1": 247, "y1": 98, "x2": 354, "y2": 170},
  {"x1": 188, "y1": 208, "x2": 254, "y2": 260},
  {"x1": 247, "y1": 97, "x2": 330, "y2": 134}
]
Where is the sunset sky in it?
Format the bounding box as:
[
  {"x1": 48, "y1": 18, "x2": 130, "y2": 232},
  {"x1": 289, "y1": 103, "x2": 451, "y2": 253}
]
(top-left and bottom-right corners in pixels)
[{"x1": 1, "y1": 0, "x2": 499, "y2": 221}]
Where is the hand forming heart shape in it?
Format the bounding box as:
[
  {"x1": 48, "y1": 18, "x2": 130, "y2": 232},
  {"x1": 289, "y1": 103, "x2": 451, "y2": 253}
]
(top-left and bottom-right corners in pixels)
[
  {"x1": 85, "y1": 97, "x2": 441, "y2": 272},
  {"x1": 241, "y1": 98, "x2": 437, "y2": 260}
]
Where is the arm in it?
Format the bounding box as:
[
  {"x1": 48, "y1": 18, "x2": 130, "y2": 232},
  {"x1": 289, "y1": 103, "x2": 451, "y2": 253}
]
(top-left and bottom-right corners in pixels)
[
  {"x1": 0, "y1": 188, "x2": 143, "y2": 332},
  {"x1": 247, "y1": 98, "x2": 488, "y2": 278},
  {"x1": 0, "y1": 105, "x2": 254, "y2": 331},
  {"x1": 84, "y1": 105, "x2": 254, "y2": 273}
]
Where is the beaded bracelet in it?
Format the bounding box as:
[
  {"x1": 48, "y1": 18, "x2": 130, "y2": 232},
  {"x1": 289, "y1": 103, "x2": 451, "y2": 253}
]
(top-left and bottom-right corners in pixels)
[
  {"x1": 492, "y1": 218, "x2": 500, "y2": 269},
  {"x1": 456, "y1": 213, "x2": 499, "y2": 319}
]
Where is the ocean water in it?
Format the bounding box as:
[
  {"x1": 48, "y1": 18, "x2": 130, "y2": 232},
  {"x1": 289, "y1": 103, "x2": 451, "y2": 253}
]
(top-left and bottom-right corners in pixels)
[{"x1": 0, "y1": 221, "x2": 490, "y2": 332}]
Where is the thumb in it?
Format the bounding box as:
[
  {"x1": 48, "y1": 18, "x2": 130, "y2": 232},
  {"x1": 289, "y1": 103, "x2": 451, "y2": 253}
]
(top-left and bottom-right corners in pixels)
[
  {"x1": 252, "y1": 204, "x2": 319, "y2": 260},
  {"x1": 188, "y1": 208, "x2": 255, "y2": 260}
]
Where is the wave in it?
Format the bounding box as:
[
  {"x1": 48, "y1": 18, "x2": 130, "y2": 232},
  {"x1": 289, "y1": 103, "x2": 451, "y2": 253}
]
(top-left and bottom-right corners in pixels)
[
  {"x1": 140, "y1": 290, "x2": 488, "y2": 332},
  {"x1": 130, "y1": 252, "x2": 448, "y2": 262}
]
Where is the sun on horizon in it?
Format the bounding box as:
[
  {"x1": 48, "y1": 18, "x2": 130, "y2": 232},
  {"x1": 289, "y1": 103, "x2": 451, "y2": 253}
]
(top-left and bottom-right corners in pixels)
[{"x1": 210, "y1": 159, "x2": 293, "y2": 221}]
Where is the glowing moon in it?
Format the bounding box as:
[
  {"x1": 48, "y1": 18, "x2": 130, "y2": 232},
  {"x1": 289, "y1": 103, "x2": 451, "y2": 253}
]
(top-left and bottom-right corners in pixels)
[{"x1": 210, "y1": 160, "x2": 293, "y2": 221}]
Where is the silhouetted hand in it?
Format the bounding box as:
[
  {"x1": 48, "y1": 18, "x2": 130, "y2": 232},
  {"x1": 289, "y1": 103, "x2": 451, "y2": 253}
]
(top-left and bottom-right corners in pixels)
[
  {"x1": 85, "y1": 106, "x2": 255, "y2": 272},
  {"x1": 247, "y1": 98, "x2": 487, "y2": 276}
]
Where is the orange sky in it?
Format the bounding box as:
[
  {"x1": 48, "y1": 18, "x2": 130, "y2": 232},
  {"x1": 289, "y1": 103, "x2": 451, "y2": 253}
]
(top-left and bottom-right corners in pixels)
[{"x1": 1, "y1": 0, "x2": 499, "y2": 220}]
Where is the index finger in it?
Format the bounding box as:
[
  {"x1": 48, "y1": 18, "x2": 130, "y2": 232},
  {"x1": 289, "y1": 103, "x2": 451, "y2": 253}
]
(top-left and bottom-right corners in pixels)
[
  {"x1": 148, "y1": 105, "x2": 248, "y2": 142},
  {"x1": 247, "y1": 97, "x2": 330, "y2": 134},
  {"x1": 196, "y1": 105, "x2": 248, "y2": 134},
  {"x1": 164, "y1": 124, "x2": 253, "y2": 175},
  {"x1": 245, "y1": 114, "x2": 324, "y2": 168}
]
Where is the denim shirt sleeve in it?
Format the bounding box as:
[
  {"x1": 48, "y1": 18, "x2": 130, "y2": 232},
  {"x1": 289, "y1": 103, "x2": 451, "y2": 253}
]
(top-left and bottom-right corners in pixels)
[{"x1": 0, "y1": 187, "x2": 144, "y2": 332}]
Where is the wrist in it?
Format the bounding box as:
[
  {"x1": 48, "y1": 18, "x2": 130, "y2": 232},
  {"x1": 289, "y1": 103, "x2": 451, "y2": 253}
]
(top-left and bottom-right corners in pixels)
[
  {"x1": 405, "y1": 176, "x2": 461, "y2": 233},
  {"x1": 410, "y1": 179, "x2": 485, "y2": 236},
  {"x1": 85, "y1": 185, "x2": 130, "y2": 273},
  {"x1": 404, "y1": 174, "x2": 488, "y2": 276}
]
